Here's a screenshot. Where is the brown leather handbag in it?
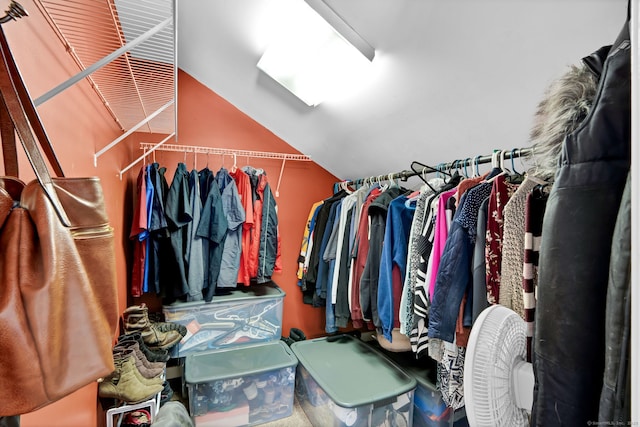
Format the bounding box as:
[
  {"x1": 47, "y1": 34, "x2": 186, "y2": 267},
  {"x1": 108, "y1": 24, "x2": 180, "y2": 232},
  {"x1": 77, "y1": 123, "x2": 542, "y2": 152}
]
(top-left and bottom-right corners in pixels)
[{"x1": 0, "y1": 10, "x2": 119, "y2": 416}]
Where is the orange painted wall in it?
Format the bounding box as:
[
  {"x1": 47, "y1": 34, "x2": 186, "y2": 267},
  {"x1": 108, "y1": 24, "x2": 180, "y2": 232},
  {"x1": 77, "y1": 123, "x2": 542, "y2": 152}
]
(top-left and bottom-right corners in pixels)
[
  {"x1": 1, "y1": 2, "x2": 336, "y2": 425},
  {"x1": 132, "y1": 70, "x2": 337, "y2": 341},
  {"x1": 3, "y1": 2, "x2": 132, "y2": 426}
]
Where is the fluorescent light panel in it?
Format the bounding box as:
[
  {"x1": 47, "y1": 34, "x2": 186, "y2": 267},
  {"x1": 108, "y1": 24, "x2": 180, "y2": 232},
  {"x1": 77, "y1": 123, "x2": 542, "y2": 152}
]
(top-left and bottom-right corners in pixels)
[{"x1": 257, "y1": 0, "x2": 374, "y2": 106}]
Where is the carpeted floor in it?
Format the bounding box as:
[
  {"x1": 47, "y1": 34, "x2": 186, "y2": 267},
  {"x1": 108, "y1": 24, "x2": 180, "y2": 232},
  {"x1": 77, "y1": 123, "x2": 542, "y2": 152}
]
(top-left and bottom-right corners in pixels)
[{"x1": 260, "y1": 396, "x2": 312, "y2": 426}]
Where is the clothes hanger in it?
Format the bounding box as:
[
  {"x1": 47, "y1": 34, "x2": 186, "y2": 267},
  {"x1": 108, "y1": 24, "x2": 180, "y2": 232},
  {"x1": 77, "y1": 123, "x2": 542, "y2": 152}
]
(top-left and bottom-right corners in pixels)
[
  {"x1": 520, "y1": 148, "x2": 532, "y2": 173},
  {"x1": 339, "y1": 180, "x2": 353, "y2": 194},
  {"x1": 510, "y1": 149, "x2": 519, "y2": 175},
  {"x1": 379, "y1": 174, "x2": 389, "y2": 192},
  {"x1": 448, "y1": 160, "x2": 463, "y2": 184},
  {"x1": 473, "y1": 155, "x2": 481, "y2": 177},
  {"x1": 454, "y1": 160, "x2": 464, "y2": 177},
  {"x1": 500, "y1": 150, "x2": 512, "y2": 173},
  {"x1": 410, "y1": 161, "x2": 440, "y2": 193},
  {"x1": 447, "y1": 160, "x2": 456, "y2": 178},
  {"x1": 387, "y1": 173, "x2": 394, "y2": 188},
  {"x1": 532, "y1": 182, "x2": 550, "y2": 199},
  {"x1": 421, "y1": 167, "x2": 429, "y2": 183},
  {"x1": 231, "y1": 153, "x2": 237, "y2": 173},
  {"x1": 463, "y1": 158, "x2": 471, "y2": 178},
  {"x1": 491, "y1": 150, "x2": 499, "y2": 169},
  {"x1": 506, "y1": 148, "x2": 526, "y2": 184},
  {"x1": 486, "y1": 150, "x2": 507, "y2": 183}
]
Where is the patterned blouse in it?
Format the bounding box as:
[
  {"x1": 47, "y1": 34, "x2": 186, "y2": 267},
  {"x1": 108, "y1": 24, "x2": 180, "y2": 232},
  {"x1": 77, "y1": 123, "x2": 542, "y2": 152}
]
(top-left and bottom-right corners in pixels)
[{"x1": 484, "y1": 174, "x2": 519, "y2": 305}]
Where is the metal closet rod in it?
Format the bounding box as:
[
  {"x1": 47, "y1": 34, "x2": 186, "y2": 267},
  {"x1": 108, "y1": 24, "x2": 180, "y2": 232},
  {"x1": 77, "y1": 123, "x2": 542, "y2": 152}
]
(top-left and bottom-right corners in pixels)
[
  {"x1": 133, "y1": 142, "x2": 312, "y2": 197},
  {"x1": 341, "y1": 147, "x2": 534, "y2": 187},
  {"x1": 137, "y1": 142, "x2": 313, "y2": 162}
]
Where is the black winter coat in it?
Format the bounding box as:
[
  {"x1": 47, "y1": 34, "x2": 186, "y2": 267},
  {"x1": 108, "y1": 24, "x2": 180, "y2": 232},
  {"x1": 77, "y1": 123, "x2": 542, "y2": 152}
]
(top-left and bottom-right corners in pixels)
[{"x1": 532, "y1": 23, "x2": 630, "y2": 426}]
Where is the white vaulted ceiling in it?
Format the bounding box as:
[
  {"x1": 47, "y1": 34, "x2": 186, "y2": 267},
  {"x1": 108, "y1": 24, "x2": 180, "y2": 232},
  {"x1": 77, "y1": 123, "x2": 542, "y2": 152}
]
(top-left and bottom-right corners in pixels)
[{"x1": 178, "y1": 0, "x2": 627, "y2": 181}]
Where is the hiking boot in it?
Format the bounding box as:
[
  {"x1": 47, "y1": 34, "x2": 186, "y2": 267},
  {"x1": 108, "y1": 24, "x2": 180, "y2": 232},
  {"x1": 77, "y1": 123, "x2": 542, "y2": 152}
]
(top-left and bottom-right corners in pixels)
[
  {"x1": 123, "y1": 305, "x2": 183, "y2": 350},
  {"x1": 112, "y1": 348, "x2": 165, "y2": 379},
  {"x1": 99, "y1": 357, "x2": 163, "y2": 404},
  {"x1": 113, "y1": 341, "x2": 166, "y2": 371},
  {"x1": 117, "y1": 332, "x2": 170, "y2": 362}
]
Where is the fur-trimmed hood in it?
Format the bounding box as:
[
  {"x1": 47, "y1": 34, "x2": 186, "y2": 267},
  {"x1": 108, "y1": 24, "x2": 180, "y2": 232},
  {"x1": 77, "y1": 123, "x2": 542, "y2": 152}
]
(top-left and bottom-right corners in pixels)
[{"x1": 527, "y1": 50, "x2": 607, "y2": 180}]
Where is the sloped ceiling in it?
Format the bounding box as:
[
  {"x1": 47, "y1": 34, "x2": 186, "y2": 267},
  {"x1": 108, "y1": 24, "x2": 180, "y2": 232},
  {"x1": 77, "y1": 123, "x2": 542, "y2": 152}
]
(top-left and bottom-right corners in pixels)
[{"x1": 178, "y1": 0, "x2": 626, "y2": 182}]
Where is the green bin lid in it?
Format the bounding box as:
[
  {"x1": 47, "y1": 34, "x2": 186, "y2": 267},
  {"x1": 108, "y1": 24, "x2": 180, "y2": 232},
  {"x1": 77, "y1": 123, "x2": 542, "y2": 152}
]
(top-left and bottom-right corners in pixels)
[
  {"x1": 185, "y1": 340, "x2": 297, "y2": 384},
  {"x1": 290, "y1": 335, "x2": 417, "y2": 408},
  {"x1": 164, "y1": 283, "x2": 284, "y2": 310},
  {"x1": 366, "y1": 340, "x2": 438, "y2": 391}
]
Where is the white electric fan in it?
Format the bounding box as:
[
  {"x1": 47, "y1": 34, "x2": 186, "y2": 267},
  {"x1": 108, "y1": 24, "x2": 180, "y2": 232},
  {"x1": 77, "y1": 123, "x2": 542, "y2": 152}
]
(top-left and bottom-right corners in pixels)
[{"x1": 464, "y1": 304, "x2": 535, "y2": 427}]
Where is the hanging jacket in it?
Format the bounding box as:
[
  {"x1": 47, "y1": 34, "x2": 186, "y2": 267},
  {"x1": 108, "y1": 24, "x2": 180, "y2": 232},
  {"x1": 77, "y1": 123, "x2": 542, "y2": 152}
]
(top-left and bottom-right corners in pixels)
[
  {"x1": 142, "y1": 164, "x2": 155, "y2": 294},
  {"x1": 147, "y1": 163, "x2": 170, "y2": 296},
  {"x1": 532, "y1": 24, "x2": 630, "y2": 427},
  {"x1": 196, "y1": 179, "x2": 228, "y2": 301},
  {"x1": 165, "y1": 162, "x2": 193, "y2": 299},
  {"x1": 428, "y1": 181, "x2": 493, "y2": 344},
  {"x1": 257, "y1": 180, "x2": 280, "y2": 283},
  {"x1": 215, "y1": 168, "x2": 246, "y2": 288},
  {"x1": 360, "y1": 186, "x2": 403, "y2": 328},
  {"x1": 427, "y1": 188, "x2": 457, "y2": 301},
  {"x1": 350, "y1": 187, "x2": 382, "y2": 328},
  {"x1": 322, "y1": 201, "x2": 342, "y2": 333},
  {"x1": 244, "y1": 167, "x2": 264, "y2": 280},
  {"x1": 130, "y1": 165, "x2": 148, "y2": 297},
  {"x1": 378, "y1": 195, "x2": 416, "y2": 342},
  {"x1": 598, "y1": 173, "x2": 631, "y2": 423},
  {"x1": 484, "y1": 175, "x2": 519, "y2": 304},
  {"x1": 471, "y1": 196, "x2": 490, "y2": 323},
  {"x1": 297, "y1": 201, "x2": 323, "y2": 287},
  {"x1": 522, "y1": 185, "x2": 548, "y2": 362},
  {"x1": 498, "y1": 176, "x2": 546, "y2": 317},
  {"x1": 305, "y1": 191, "x2": 348, "y2": 300},
  {"x1": 334, "y1": 205, "x2": 355, "y2": 328},
  {"x1": 230, "y1": 168, "x2": 254, "y2": 285},
  {"x1": 186, "y1": 169, "x2": 204, "y2": 301}
]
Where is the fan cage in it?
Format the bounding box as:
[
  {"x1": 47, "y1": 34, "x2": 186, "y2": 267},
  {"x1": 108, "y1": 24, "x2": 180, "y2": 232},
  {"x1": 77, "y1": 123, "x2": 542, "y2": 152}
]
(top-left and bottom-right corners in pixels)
[{"x1": 465, "y1": 305, "x2": 529, "y2": 427}]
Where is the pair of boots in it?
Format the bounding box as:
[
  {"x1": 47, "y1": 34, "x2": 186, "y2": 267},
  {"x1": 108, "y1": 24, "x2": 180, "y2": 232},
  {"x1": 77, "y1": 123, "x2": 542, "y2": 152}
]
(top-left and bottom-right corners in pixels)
[
  {"x1": 98, "y1": 347, "x2": 165, "y2": 404},
  {"x1": 123, "y1": 304, "x2": 186, "y2": 351}
]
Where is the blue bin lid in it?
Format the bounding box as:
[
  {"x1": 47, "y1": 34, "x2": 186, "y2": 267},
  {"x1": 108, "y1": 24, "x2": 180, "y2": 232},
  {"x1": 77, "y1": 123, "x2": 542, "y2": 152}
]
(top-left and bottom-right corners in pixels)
[
  {"x1": 185, "y1": 340, "x2": 297, "y2": 384},
  {"x1": 291, "y1": 335, "x2": 417, "y2": 408}
]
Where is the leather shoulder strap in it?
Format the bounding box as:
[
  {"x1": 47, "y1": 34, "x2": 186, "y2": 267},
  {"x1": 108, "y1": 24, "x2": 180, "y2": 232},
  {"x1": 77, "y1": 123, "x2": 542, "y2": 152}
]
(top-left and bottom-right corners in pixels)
[
  {"x1": 0, "y1": 26, "x2": 64, "y2": 177},
  {"x1": 0, "y1": 26, "x2": 70, "y2": 226},
  {"x1": 11, "y1": 44, "x2": 64, "y2": 177},
  {"x1": 0, "y1": 93, "x2": 17, "y2": 176}
]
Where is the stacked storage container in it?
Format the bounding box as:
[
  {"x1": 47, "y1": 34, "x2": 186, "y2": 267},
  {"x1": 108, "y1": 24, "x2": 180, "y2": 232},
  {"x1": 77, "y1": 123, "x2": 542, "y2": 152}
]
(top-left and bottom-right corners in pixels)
[
  {"x1": 163, "y1": 284, "x2": 297, "y2": 426},
  {"x1": 162, "y1": 285, "x2": 285, "y2": 357},
  {"x1": 363, "y1": 339, "x2": 469, "y2": 427},
  {"x1": 291, "y1": 334, "x2": 417, "y2": 427}
]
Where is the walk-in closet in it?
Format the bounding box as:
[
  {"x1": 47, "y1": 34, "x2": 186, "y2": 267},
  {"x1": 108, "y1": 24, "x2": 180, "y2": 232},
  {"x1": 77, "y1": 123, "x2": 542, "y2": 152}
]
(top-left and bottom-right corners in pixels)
[{"x1": 0, "y1": 0, "x2": 635, "y2": 426}]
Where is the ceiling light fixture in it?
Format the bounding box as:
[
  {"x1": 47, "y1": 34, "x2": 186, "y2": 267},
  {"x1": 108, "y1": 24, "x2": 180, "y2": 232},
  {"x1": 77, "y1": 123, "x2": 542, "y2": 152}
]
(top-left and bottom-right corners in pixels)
[{"x1": 257, "y1": 0, "x2": 375, "y2": 107}]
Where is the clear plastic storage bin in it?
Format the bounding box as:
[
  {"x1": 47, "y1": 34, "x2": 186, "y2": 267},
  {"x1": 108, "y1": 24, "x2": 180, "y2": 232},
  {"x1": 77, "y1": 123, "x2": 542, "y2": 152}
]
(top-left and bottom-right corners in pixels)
[
  {"x1": 291, "y1": 335, "x2": 417, "y2": 427},
  {"x1": 365, "y1": 340, "x2": 469, "y2": 427},
  {"x1": 162, "y1": 284, "x2": 284, "y2": 357},
  {"x1": 184, "y1": 341, "x2": 298, "y2": 427},
  {"x1": 411, "y1": 369, "x2": 468, "y2": 427}
]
